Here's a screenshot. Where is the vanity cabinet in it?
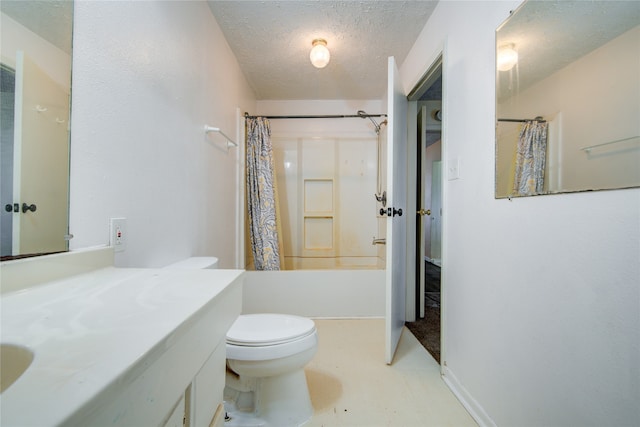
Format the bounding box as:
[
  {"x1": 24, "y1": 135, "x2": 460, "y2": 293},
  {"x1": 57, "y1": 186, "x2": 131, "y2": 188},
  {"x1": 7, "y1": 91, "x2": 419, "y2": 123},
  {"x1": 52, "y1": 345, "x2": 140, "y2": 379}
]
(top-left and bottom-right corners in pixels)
[
  {"x1": 84, "y1": 275, "x2": 241, "y2": 427},
  {"x1": 0, "y1": 254, "x2": 242, "y2": 427}
]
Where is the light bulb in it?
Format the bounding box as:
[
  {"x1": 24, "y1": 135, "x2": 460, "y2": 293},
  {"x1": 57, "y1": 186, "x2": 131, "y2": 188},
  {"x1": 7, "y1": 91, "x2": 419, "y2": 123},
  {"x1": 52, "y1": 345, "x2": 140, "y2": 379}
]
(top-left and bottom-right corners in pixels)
[
  {"x1": 497, "y1": 44, "x2": 518, "y2": 71},
  {"x1": 310, "y1": 39, "x2": 330, "y2": 69}
]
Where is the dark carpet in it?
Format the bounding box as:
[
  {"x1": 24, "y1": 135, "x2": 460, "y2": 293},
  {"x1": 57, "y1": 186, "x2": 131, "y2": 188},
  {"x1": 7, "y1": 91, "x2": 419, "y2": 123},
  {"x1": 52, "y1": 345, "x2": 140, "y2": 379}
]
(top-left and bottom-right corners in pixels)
[{"x1": 405, "y1": 262, "x2": 441, "y2": 364}]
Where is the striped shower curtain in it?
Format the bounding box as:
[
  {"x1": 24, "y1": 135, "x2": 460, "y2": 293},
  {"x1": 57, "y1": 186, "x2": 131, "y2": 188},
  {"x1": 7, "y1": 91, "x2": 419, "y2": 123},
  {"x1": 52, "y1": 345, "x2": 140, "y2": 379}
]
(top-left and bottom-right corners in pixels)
[
  {"x1": 513, "y1": 120, "x2": 548, "y2": 196},
  {"x1": 246, "y1": 117, "x2": 283, "y2": 270}
]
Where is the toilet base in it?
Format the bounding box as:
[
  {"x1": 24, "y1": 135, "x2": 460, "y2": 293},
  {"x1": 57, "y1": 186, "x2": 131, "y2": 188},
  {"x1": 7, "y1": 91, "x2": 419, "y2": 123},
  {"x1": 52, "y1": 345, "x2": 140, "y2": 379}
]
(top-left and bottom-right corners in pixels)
[{"x1": 224, "y1": 369, "x2": 313, "y2": 427}]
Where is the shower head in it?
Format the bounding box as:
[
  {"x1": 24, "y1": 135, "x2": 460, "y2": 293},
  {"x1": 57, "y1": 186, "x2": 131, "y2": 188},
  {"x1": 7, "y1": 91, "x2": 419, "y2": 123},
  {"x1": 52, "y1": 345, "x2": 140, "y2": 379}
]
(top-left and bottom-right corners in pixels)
[{"x1": 357, "y1": 110, "x2": 382, "y2": 134}]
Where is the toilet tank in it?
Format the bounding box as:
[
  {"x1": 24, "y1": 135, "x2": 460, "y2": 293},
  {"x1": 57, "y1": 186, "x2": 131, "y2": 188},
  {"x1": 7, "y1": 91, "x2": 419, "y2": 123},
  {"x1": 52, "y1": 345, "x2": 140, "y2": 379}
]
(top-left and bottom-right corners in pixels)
[{"x1": 164, "y1": 257, "x2": 219, "y2": 269}]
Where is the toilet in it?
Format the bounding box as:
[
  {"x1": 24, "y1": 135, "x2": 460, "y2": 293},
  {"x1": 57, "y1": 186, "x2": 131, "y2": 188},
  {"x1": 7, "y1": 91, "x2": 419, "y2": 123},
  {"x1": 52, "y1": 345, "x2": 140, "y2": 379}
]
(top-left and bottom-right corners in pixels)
[
  {"x1": 165, "y1": 258, "x2": 318, "y2": 427},
  {"x1": 224, "y1": 313, "x2": 318, "y2": 427}
]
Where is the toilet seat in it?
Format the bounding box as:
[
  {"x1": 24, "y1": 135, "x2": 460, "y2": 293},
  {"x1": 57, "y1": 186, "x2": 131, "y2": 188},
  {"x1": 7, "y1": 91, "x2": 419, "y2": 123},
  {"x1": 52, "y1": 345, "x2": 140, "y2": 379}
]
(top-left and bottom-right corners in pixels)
[
  {"x1": 226, "y1": 314, "x2": 317, "y2": 361},
  {"x1": 226, "y1": 314, "x2": 316, "y2": 346}
]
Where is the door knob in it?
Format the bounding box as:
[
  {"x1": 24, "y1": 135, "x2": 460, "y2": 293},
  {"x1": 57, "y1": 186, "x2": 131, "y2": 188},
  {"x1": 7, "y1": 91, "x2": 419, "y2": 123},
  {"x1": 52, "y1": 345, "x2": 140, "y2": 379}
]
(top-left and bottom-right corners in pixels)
[
  {"x1": 382, "y1": 207, "x2": 403, "y2": 217},
  {"x1": 389, "y1": 207, "x2": 402, "y2": 217},
  {"x1": 5, "y1": 204, "x2": 19, "y2": 213},
  {"x1": 22, "y1": 203, "x2": 37, "y2": 213},
  {"x1": 417, "y1": 209, "x2": 431, "y2": 216}
]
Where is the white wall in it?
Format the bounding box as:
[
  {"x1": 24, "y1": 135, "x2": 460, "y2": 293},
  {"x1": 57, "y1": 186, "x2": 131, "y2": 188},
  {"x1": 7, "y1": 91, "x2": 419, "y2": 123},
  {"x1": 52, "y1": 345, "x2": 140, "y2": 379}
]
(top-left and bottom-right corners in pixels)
[
  {"x1": 69, "y1": 1, "x2": 255, "y2": 268},
  {"x1": 402, "y1": 2, "x2": 640, "y2": 426}
]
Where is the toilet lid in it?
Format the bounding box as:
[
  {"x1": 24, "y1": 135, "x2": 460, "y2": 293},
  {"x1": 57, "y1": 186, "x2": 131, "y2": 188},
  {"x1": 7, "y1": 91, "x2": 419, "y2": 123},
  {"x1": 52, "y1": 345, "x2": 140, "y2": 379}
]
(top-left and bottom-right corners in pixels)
[{"x1": 226, "y1": 314, "x2": 316, "y2": 347}]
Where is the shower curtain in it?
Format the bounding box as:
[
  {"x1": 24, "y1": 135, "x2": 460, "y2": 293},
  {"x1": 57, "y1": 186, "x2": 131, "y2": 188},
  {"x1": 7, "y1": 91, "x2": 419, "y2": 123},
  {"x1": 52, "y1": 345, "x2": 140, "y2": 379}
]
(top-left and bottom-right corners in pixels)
[
  {"x1": 512, "y1": 120, "x2": 548, "y2": 196},
  {"x1": 246, "y1": 117, "x2": 284, "y2": 270}
]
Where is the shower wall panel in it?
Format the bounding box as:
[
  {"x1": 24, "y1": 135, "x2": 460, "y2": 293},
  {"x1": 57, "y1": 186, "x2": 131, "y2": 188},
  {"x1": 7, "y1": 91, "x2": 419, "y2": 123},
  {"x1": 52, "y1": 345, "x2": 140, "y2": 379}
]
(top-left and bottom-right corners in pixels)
[{"x1": 272, "y1": 135, "x2": 378, "y2": 269}]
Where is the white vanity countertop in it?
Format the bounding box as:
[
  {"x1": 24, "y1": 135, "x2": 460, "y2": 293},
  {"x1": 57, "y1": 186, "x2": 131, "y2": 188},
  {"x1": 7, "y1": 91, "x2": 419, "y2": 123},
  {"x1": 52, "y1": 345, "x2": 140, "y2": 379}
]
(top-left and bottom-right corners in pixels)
[{"x1": 0, "y1": 267, "x2": 244, "y2": 426}]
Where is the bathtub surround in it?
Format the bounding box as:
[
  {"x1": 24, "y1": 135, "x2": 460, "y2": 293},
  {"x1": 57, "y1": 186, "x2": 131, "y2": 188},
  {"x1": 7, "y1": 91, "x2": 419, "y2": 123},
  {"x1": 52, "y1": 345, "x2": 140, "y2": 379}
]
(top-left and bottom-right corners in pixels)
[
  {"x1": 258, "y1": 100, "x2": 383, "y2": 270},
  {"x1": 62, "y1": 1, "x2": 639, "y2": 427}
]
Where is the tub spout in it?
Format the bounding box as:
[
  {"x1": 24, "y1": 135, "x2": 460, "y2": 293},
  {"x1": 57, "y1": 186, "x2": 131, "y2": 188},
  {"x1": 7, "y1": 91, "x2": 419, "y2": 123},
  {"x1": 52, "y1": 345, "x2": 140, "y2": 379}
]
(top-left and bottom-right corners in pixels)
[{"x1": 372, "y1": 237, "x2": 386, "y2": 245}]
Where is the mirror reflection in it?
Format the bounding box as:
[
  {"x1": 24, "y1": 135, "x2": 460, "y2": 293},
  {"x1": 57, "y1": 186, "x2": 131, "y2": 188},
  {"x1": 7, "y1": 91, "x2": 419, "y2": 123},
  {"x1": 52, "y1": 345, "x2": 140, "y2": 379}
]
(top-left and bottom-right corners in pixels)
[
  {"x1": 0, "y1": 0, "x2": 73, "y2": 259},
  {"x1": 495, "y1": 0, "x2": 640, "y2": 199}
]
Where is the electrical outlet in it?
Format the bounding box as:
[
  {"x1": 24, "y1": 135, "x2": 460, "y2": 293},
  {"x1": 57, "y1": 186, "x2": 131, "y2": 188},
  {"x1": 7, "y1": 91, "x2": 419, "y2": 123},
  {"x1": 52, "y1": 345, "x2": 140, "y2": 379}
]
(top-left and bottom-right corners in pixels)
[{"x1": 110, "y1": 218, "x2": 126, "y2": 252}]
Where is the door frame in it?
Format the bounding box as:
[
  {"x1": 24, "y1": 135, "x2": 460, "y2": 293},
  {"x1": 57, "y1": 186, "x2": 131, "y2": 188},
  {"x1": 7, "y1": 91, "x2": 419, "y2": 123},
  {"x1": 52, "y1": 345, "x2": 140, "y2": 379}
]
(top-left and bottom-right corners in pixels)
[{"x1": 406, "y1": 48, "x2": 447, "y2": 371}]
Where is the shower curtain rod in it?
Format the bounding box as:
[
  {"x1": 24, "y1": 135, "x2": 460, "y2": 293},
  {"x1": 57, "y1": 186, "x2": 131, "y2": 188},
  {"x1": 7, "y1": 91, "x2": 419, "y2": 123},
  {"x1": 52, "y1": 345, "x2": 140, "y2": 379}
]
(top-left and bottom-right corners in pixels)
[
  {"x1": 244, "y1": 112, "x2": 387, "y2": 120},
  {"x1": 498, "y1": 116, "x2": 546, "y2": 123}
]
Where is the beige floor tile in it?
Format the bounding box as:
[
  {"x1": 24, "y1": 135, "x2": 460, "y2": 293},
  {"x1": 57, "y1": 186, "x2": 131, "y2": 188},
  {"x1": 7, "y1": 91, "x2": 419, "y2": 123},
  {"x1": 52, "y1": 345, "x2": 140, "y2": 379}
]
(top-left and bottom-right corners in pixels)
[{"x1": 305, "y1": 318, "x2": 477, "y2": 427}]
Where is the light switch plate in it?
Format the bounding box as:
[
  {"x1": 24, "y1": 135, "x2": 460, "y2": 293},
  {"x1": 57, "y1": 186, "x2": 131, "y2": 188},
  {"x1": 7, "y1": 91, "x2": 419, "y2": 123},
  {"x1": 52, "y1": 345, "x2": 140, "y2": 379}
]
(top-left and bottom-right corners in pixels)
[{"x1": 448, "y1": 158, "x2": 460, "y2": 180}]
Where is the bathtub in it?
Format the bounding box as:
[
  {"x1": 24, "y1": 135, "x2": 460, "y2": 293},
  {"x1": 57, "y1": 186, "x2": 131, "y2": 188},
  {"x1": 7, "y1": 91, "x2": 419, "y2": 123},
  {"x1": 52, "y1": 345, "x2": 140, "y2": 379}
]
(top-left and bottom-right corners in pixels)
[{"x1": 242, "y1": 269, "x2": 385, "y2": 318}]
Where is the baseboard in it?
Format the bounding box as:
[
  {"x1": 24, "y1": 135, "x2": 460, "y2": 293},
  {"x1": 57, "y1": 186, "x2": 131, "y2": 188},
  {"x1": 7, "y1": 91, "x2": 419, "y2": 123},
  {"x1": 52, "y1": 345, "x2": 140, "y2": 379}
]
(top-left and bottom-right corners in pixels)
[{"x1": 441, "y1": 366, "x2": 496, "y2": 427}]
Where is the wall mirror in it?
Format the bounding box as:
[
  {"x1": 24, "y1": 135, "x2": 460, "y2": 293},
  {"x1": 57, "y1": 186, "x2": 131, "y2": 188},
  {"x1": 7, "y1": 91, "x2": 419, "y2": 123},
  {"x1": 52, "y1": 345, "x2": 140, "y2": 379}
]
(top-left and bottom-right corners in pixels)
[
  {"x1": 495, "y1": 0, "x2": 639, "y2": 199},
  {"x1": 1, "y1": 1, "x2": 73, "y2": 260}
]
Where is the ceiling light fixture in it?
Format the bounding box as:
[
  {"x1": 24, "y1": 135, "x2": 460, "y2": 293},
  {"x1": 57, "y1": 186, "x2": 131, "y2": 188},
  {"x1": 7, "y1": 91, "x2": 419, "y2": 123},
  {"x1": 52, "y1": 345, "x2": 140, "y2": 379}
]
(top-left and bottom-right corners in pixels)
[
  {"x1": 497, "y1": 44, "x2": 518, "y2": 71},
  {"x1": 310, "y1": 39, "x2": 330, "y2": 69}
]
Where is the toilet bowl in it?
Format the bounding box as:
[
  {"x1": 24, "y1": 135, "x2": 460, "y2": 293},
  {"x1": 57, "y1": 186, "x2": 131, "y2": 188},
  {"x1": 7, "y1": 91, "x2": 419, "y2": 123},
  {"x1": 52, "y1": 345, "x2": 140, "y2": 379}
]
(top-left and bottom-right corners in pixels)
[
  {"x1": 164, "y1": 258, "x2": 317, "y2": 426},
  {"x1": 224, "y1": 313, "x2": 318, "y2": 427}
]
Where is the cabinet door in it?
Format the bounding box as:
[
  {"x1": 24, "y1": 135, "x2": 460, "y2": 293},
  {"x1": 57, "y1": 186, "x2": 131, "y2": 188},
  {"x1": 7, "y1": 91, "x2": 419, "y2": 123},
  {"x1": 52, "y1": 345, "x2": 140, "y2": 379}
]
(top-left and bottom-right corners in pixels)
[
  {"x1": 210, "y1": 404, "x2": 225, "y2": 427},
  {"x1": 192, "y1": 343, "x2": 226, "y2": 427},
  {"x1": 163, "y1": 394, "x2": 185, "y2": 427}
]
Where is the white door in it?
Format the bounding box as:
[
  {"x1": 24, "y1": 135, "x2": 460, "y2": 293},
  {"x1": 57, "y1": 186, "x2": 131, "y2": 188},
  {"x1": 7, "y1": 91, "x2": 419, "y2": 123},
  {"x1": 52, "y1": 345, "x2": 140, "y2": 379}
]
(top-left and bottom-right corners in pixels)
[
  {"x1": 385, "y1": 56, "x2": 408, "y2": 364},
  {"x1": 12, "y1": 51, "x2": 70, "y2": 255},
  {"x1": 418, "y1": 106, "x2": 428, "y2": 318}
]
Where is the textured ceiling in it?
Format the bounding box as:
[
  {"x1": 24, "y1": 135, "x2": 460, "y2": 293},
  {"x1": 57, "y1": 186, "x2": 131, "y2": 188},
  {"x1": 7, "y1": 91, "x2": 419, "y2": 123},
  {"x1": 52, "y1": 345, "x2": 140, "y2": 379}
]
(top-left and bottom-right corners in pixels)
[
  {"x1": 497, "y1": 1, "x2": 640, "y2": 100},
  {"x1": 1, "y1": 1, "x2": 73, "y2": 54},
  {"x1": 5, "y1": 1, "x2": 637, "y2": 103},
  {"x1": 207, "y1": 1, "x2": 438, "y2": 100}
]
